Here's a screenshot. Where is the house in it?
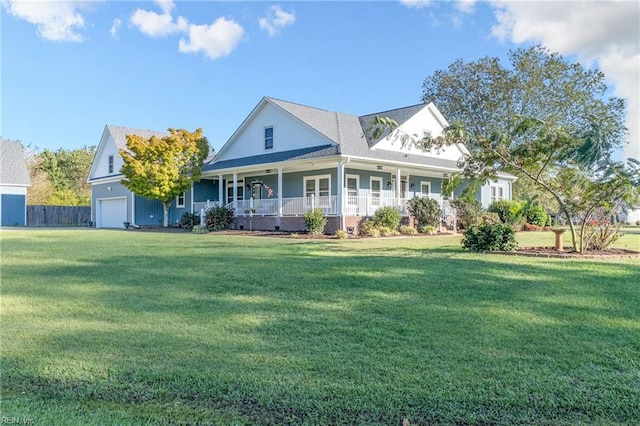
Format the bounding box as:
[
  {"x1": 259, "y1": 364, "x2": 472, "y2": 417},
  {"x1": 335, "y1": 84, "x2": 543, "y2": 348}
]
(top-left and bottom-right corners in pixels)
[
  {"x1": 89, "y1": 97, "x2": 515, "y2": 232},
  {"x1": 1, "y1": 140, "x2": 31, "y2": 226}
]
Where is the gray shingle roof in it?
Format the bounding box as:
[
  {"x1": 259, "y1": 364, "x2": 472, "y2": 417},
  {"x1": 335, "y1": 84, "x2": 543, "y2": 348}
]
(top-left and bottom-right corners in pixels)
[
  {"x1": 106, "y1": 125, "x2": 170, "y2": 150},
  {"x1": 259, "y1": 98, "x2": 460, "y2": 170},
  {"x1": 1, "y1": 140, "x2": 31, "y2": 186},
  {"x1": 204, "y1": 145, "x2": 339, "y2": 171}
]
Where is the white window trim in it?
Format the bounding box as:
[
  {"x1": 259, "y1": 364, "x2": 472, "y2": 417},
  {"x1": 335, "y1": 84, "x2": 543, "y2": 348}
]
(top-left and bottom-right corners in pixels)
[
  {"x1": 264, "y1": 126, "x2": 274, "y2": 150},
  {"x1": 490, "y1": 184, "x2": 505, "y2": 203},
  {"x1": 176, "y1": 192, "x2": 186, "y2": 208},
  {"x1": 304, "y1": 174, "x2": 332, "y2": 198},
  {"x1": 108, "y1": 155, "x2": 114, "y2": 174},
  {"x1": 420, "y1": 181, "x2": 431, "y2": 198},
  {"x1": 370, "y1": 176, "x2": 383, "y2": 205},
  {"x1": 346, "y1": 174, "x2": 359, "y2": 206}
]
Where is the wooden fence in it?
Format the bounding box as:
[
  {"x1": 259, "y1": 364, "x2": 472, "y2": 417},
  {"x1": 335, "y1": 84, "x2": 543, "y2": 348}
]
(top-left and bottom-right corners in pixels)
[{"x1": 27, "y1": 205, "x2": 91, "y2": 227}]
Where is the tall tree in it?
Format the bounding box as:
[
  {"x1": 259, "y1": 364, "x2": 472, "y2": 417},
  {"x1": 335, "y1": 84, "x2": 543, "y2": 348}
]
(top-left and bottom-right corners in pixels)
[
  {"x1": 120, "y1": 128, "x2": 209, "y2": 227},
  {"x1": 370, "y1": 46, "x2": 637, "y2": 252},
  {"x1": 28, "y1": 146, "x2": 95, "y2": 206}
]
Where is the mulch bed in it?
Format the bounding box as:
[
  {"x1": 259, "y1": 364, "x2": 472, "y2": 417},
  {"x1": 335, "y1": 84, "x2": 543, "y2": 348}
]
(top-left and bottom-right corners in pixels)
[{"x1": 491, "y1": 247, "x2": 640, "y2": 260}]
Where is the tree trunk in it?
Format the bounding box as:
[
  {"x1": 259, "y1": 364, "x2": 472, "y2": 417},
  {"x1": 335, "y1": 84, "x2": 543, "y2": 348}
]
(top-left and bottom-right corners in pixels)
[{"x1": 162, "y1": 201, "x2": 171, "y2": 227}]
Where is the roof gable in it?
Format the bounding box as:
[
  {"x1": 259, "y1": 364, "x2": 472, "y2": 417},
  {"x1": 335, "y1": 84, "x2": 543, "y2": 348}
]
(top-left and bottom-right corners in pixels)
[
  {"x1": 214, "y1": 97, "x2": 342, "y2": 163},
  {"x1": 0, "y1": 140, "x2": 31, "y2": 186},
  {"x1": 87, "y1": 125, "x2": 169, "y2": 182}
]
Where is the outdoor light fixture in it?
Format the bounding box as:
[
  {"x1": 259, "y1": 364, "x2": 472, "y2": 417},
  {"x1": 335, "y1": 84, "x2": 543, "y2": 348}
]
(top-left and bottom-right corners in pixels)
[
  {"x1": 387, "y1": 181, "x2": 392, "y2": 188},
  {"x1": 246, "y1": 184, "x2": 251, "y2": 190},
  {"x1": 410, "y1": 183, "x2": 415, "y2": 190}
]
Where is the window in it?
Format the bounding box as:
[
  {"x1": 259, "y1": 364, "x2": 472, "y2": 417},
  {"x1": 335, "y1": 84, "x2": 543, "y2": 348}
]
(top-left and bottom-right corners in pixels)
[
  {"x1": 226, "y1": 181, "x2": 244, "y2": 204},
  {"x1": 304, "y1": 175, "x2": 331, "y2": 208},
  {"x1": 346, "y1": 175, "x2": 359, "y2": 205},
  {"x1": 264, "y1": 127, "x2": 273, "y2": 150},
  {"x1": 370, "y1": 177, "x2": 382, "y2": 206},
  {"x1": 108, "y1": 155, "x2": 114, "y2": 174},
  {"x1": 490, "y1": 185, "x2": 505, "y2": 203},
  {"x1": 176, "y1": 192, "x2": 185, "y2": 208},
  {"x1": 420, "y1": 181, "x2": 431, "y2": 198}
]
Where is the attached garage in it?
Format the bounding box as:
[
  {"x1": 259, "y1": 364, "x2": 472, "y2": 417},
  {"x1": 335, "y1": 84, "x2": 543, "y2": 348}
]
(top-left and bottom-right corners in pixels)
[{"x1": 97, "y1": 197, "x2": 127, "y2": 228}]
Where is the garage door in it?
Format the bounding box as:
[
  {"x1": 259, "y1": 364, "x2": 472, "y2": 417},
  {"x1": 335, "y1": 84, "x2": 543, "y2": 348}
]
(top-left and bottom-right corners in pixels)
[{"x1": 99, "y1": 198, "x2": 127, "y2": 228}]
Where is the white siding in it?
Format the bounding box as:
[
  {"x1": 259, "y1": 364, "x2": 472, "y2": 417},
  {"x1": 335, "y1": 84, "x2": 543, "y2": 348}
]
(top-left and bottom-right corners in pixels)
[
  {"x1": 93, "y1": 134, "x2": 124, "y2": 178},
  {"x1": 374, "y1": 105, "x2": 465, "y2": 162},
  {"x1": 218, "y1": 103, "x2": 334, "y2": 161},
  {"x1": 0, "y1": 186, "x2": 27, "y2": 195}
]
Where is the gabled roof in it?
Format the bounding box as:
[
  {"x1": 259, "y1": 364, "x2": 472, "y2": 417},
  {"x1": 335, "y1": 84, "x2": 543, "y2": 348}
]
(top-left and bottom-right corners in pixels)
[
  {"x1": 359, "y1": 103, "x2": 428, "y2": 147},
  {"x1": 210, "y1": 97, "x2": 463, "y2": 171},
  {"x1": 1, "y1": 140, "x2": 31, "y2": 186},
  {"x1": 105, "y1": 125, "x2": 170, "y2": 151}
]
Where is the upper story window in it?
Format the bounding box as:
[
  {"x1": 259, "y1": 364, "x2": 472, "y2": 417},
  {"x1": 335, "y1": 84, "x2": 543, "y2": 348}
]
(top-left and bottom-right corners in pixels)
[
  {"x1": 264, "y1": 127, "x2": 274, "y2": 150},
  {"x1": 176, "y1": 192, "x2": 185, "y2": 208},
  {"x1": 108, "y1": 155, "x2": 114, "y2": 174}
]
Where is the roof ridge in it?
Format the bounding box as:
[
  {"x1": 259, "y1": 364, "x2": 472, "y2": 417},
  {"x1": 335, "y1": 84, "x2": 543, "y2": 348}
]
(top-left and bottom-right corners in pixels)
[{"x1": 359, "y1": 102, "x2": 426, "y2": 119}]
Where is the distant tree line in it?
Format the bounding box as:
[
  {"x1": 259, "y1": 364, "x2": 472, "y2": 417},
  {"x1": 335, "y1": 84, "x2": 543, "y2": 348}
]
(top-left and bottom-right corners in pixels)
[{"x1": 26, "y1": 146, "x2": 95, "y2": 206}]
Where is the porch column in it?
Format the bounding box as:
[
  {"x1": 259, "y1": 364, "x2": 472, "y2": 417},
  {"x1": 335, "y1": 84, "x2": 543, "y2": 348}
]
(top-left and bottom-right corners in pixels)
[
  {"x1": 232, "y1": 173, "x2": 238, "y2": 211},
  {"x1": 396, "y1": 168, "x2": 401, "y2": 208},
  {"x1": 337, "y1": 161, "x2": 345, "y2": 230},
  {"x1": 277, "y1": 167, "x2": 283, "y2": 226},
  {"x1": 218, "y1": 174, "x2": 224, "y2": 205}
]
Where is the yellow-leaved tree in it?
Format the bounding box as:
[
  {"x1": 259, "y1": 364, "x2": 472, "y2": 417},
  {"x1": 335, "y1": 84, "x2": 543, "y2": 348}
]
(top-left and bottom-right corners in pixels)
[{"x1": 120, "y1": 128, "x2": 209, "y2": 227}]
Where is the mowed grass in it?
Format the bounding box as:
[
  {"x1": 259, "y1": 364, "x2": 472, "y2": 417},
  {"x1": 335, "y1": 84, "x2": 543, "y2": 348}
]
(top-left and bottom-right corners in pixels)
[{"x1": 1, "y1": 229, "x2": 639, "y2": 425}]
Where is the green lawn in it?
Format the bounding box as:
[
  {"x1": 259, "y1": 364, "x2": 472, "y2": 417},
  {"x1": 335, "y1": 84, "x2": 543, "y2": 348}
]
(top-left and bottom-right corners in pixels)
[{"x1": 1, "y1": 229, "x2": 639, "y2": 425}]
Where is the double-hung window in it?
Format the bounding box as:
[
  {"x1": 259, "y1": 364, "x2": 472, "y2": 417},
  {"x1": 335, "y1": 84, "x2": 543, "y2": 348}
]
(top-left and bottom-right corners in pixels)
[
  {"x1": 370, "y1": 177, "x2": 382, "y2": 206},
  {"x1": 346, "y1": 175, "x2": 359, "y2": 206},
  {"x1": 264, "y1": 127, "x2": 273, "y2": 150},
  {"x1": 490, "y1": 185, "x2": 505, "y2": 203},
  {"x1": 176, "y1": 192, "x2": 185, "y2": 208}
]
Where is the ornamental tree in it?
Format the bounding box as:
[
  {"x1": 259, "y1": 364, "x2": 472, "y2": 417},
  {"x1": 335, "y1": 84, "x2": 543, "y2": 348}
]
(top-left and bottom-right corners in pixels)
[{"x1": 120, "y1": 128, "x2": 209, "y2": 227}]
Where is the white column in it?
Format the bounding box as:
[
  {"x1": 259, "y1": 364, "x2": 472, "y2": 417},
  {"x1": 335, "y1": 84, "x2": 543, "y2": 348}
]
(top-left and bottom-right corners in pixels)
[
  {"x1": 337, "y1": 161, "x2": 344, "y2": 229},
  {"x1": 277, "y1": 168, "x2": 283, "y2": 223},
  {"x1": 395, "y1": 168, "x2": 401, "y2": 208},
  {"x1": 218, "y1": 174, "x2": 224, "y2": 205},
  {"x1": 232, "y1": 173, "x2": 238, "y2": 211}
]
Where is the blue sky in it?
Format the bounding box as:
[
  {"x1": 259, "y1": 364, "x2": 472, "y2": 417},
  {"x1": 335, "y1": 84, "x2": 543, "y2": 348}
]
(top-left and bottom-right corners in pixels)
[{"x1": 2, "y1": 1, "x2": 638, "y2": 161}]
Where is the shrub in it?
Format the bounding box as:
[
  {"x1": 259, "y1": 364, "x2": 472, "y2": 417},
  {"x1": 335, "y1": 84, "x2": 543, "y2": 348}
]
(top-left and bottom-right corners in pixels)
[
  {"x1": 450, "y1": 199, "x2": 483, "y2": 229},
  {"x1": 399, "y1": 225, "x2": 418, "y2": 235},
  {"x1": 407, "y1": 197, "x2": 441, "y2": 229},
  {"x1": 419, "y1": 224, "x2": 437, "y2": 235},
  {"x1": 304, "y1": 208, "x2": 327, "y2": 235},
  {"x1": 488, "y1": 200, "x2": 523, "y2": 224},
  {"x1": 180, "y1": 212, "x2": 201, "y2": 231},
  {"x1": 372, "y1": 206, "x2": 401, "y2": 230},
  {"x1": 205, "y1": 204, "x2": 235, "y2": 231},
  {"x1": 481, "y1": 212, "x2": 502, "y2": 225},
  {"x1": 522, "y1": 202, "x2": 548, "y2": 227},
  {"x1": 378, "y1": 226, "x2": 399, "y2": 237},
  {"x1": 581, "y1": 222, "x2": 620, "y2": 251},
  {"x1": 462, "y1": 223, "x2": 517, "y2": 252},
  {"x1": 358, "y1": 219, "x2": 380, "y2": 237},
  {"x1": 191, "y1": 225, "x2": 208, "y2": 234},
  {"x1": 335, "y1": 229, "x2": 348, "y2": 239}
]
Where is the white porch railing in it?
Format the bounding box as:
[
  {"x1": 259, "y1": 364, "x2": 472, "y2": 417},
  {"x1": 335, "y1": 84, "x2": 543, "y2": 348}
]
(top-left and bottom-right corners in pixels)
[{"x1": 197, "y1": 196, "x2": 454, "y2": 219}]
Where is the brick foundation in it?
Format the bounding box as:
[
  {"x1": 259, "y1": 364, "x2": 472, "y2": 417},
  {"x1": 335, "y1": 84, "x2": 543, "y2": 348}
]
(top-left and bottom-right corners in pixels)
[{"x1": 233, "y1": 214, "x2": 412, "y2": 235}]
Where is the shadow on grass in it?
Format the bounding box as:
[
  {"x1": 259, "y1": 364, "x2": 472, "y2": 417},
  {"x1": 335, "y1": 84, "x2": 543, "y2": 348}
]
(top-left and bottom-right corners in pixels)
[{"x1": 2, "y1": 232, "x2": 639, "y2": 424}]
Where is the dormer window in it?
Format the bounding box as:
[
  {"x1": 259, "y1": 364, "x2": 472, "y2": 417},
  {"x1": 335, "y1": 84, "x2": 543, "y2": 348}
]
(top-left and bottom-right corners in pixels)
[
  {"x1": 108, "y1": 155, "x2": 114, "y2": 174},
  {"x1": 264, "y1": 127, "x2": 273, "y2": 150}
]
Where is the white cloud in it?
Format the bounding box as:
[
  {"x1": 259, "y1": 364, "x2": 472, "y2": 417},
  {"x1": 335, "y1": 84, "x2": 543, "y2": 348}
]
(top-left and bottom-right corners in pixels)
[
  {"x1": 490, "y1": 1, "x2": 640, "y2": 161},
  {"x1": 178, "y1": 18, "x2": 245, "y2": 60},
  {"x1": 258, "y1": 5, "x2": 295, "y2": 37},
  {"x1": 110, "y1": 18, "x2": 121, "y2": 39},
  {"x1": 400, "y1": 0, "x2": 433, "y2": 8},
  {"x1": 130, "y1": 6, "x2": 188, "y2": 38},
  {"x1": 2, "y1": 0, "x2": 89, "y2": 42},
  {"x1": 455, "y1": 0, "x2": 476, "y2": 14}
]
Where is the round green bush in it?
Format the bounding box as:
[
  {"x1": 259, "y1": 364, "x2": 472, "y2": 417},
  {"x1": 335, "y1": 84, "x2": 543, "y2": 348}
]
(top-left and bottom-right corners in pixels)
[
  {"x1": 304, "y1": 208, "x2": 327, "y2": 235},
  {"x1": 462, "y1": 223, "x2": 517, "y2": 252},
  {"x1": 372, "y1": 206, "x2": 401, "y2": 229}
]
